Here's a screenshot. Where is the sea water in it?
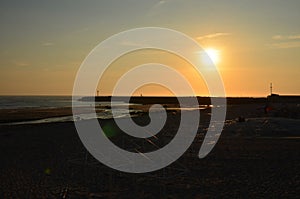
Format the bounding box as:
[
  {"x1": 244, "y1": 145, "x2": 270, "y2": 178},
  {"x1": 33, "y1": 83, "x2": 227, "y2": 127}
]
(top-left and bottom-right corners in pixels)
[
  {"x1": 0, "y1": 96, "x2": 141, "y2": 124},
  {"x1": 0, "y1": 96, "x2": 209, "y2": 125}
]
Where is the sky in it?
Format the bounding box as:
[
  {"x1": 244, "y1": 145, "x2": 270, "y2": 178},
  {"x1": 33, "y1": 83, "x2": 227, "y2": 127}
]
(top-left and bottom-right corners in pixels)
[{"x1": 0, "y1": 0, "x2": 299, "y2": 96}]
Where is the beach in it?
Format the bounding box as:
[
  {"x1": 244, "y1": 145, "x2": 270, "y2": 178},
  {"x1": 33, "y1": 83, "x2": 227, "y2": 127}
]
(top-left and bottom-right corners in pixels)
[
  {"x1": 0, "y1": 102, "x2": 299, "y2": 198},
  {"x1": 2, "y1": 0, "x2": 300, "y2": 198}
]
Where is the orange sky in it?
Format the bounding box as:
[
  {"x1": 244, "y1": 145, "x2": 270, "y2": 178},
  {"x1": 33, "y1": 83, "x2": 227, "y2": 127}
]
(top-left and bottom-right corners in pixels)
[{"x1": 0, "y1": 1, "x2": 299, "y2": 96}]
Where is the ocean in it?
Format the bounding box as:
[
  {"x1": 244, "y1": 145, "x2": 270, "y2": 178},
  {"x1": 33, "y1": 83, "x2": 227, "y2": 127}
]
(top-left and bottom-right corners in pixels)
[
  {"x1": 0, "y1": 96, "x2": 210, "y2": 125},
  {"x1": 0, "y1": 96, "x2": 74, "y2": 109},
  {"x1": 0, "y1": 96, "x2": 141, "y2": 109},
  {"x1": 0, "y1": 96, "x2": 141, "y2": 124}
]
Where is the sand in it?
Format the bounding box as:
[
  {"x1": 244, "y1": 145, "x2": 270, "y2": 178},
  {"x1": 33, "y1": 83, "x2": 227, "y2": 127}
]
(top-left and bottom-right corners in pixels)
[{"x1": 0, "y1": 103, "x2": 299, "y2": 198}]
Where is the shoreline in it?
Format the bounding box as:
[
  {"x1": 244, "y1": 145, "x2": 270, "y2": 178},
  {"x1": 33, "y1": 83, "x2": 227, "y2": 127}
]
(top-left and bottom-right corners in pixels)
[{"x1": 0, "y1": 103, "x2": 265, "y2": 124}]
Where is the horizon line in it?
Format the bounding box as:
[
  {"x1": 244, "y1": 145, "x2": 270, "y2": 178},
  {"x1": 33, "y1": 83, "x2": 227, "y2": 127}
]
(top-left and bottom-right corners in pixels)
[{"x1": 1, "y1": 94, "x2": 300, "y2": 98}]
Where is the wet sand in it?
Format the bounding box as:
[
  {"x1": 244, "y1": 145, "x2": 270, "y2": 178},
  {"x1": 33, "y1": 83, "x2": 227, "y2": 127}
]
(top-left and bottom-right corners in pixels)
[{"x1": 0, "y1": 104, "x2": 299, "y2": 198}]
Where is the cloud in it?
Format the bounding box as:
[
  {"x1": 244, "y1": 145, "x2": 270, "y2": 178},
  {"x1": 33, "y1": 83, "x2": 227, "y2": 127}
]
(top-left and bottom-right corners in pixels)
[
  {"x1": 148, "y1": 0, "x2": 174, "y2": 17},
  {"x1": 153, "y1": 0, "x2": 171, "y2": 8},
  {"x1": 42, "y1": 42, "x2": 54, "y2": 46},
  {"x1": 268, "y1": 41, "x2": 300, "y2": 49},
  {"x1": 196, "y1": 32, "x2": 231, "y2": 40},
  {"x1": 272, "y1": 35, "x2": 283, "y2": 40},
  {"x1": 269, "y1": 34, "x2": 300, "y2": 49},
  {"x1": 272, "y1": 34, "x2": 300, "y2": 40},
  {"x1": 157, "y1": 0, "x2": 166, "y2": 5},
  {"x1": 288, "y1": 35, "x2": 300, "y2": 40},
  {"x1": 13, "y1": 61, "x2": 30, "y2": 67}
]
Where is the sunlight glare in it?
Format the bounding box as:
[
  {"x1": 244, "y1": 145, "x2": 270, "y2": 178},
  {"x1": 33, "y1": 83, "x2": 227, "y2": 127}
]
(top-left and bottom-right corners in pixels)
[
  {"x1": 204, "y1": 48, "x2": 220, "y2": 64},
  {"x1": 201, "y1": 48, "x2": 220, "y2": 64}
]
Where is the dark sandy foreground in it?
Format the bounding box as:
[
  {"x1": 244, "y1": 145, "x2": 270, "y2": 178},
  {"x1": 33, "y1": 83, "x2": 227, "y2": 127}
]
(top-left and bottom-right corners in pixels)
[{"x1": 0, "y1": 104, "x2": 299, "y2": 198}]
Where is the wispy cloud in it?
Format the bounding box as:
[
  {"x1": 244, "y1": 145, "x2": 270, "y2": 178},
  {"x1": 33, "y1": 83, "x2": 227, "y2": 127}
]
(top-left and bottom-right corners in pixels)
[
  {"x1": 13, "y1": 61, "x2": 30, "y2": 67},
  {"x1": 157, "y1": 0, "x2": 166, "y2": 5},
  {"x1": 288, "y1": 35, "x2": 300, "y2": 40},
  {"x1": 153, "y1": 0, "x2": 171, "y2": 8},
  {"x1": 42, "y1": 42, "x2": 54, "y2": 46},
  {"x1": 196, "y1": 32, "x2": 231, "y2": 40},
  {"x1": 268, "y1": 41, "x2": 300, "y2": 49},
  {"x1": 272, "y1": 34, "x2": 300, "y2": 40},
  {"x1": 148, "y1": 0, "x2": 174, "y2": 17},
  {"x1": 272, "y1": 35, "x2": 283, "y2": 40},
  {"x1": 270, "y1": 34, "x2": 300, "y2": 49}
]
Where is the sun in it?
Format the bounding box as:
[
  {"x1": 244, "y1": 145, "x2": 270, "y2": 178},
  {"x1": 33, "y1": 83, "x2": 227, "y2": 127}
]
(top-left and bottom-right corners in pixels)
[
  {"x1": 204, "y1": 48, "x2": 220, "y2": 64},
  {"x1": 201, "y1": 48, "x2": 220, "y2": 64}
]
